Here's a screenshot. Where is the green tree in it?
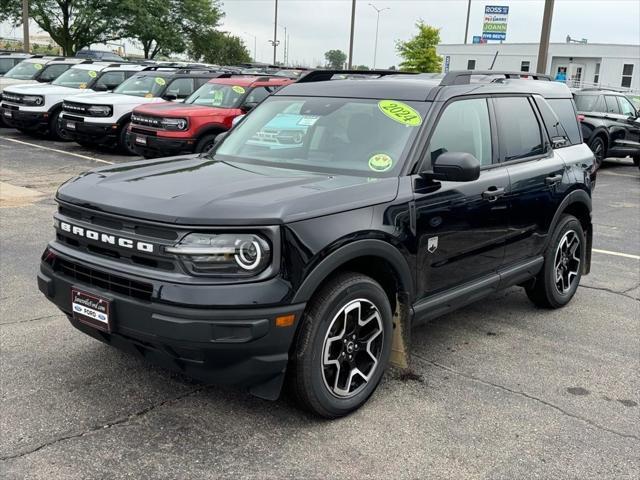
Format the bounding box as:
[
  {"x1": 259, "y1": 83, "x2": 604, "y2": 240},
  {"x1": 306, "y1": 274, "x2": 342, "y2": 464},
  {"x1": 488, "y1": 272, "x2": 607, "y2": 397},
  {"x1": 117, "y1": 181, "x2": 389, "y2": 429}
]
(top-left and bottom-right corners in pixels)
[
  {"x1": 121, "y1": 0, "x2": 223, "y2": 59},
  {"x1": 189, "y1": 31, "x2": 251, "y2": 65},
  {"x1": 0, "y1": 0, "x2": 126, "y2": 55},
  {"x1": 396, "y1": 21, "x2": 442, "y2": 73},
  {"x1": 324, "y1": 49, "x2": 347, "y2": 69},
  {"x1": 353, "y1": 65, "x2": 370, "y2": 71}
]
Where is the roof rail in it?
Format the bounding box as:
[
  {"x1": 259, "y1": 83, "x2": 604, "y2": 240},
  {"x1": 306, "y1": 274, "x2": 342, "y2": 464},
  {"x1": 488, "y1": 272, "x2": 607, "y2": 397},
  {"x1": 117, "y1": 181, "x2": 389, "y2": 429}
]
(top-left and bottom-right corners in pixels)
[
  {"x1": 141, "y1": 65, "x2": 180, "y2": 71},
  {"x1": 439, "y1": 70, "x2": 553, "y2": 86},
  {"x1": 295, "y1": 69, "x2": 417, "y2": 83},
  {"x1": 175, "y1": 67, "x2": 221, "y2": 74}
]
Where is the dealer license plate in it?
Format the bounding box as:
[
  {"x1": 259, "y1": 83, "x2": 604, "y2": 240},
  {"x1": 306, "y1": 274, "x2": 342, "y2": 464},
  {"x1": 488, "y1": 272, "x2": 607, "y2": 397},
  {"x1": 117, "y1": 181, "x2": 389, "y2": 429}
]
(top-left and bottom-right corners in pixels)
[
  {"x1": 136, "y1": 135, "x2": 147, "y2": 145},
  {"x1": 71, "y1": 288, "x2": 111, "y2": 332},
  {"x1": 66, "y1": 121, "x2": 76, "y2": 130}
]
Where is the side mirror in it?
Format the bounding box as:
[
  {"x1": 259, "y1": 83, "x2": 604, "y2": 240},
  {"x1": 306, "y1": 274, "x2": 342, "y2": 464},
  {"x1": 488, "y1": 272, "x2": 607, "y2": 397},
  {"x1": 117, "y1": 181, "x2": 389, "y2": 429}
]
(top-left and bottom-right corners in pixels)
[
  {"x1": 242, "y1": 102, "x2": 258, "y2": 112},
  {"x1": 426, "y1": 152, "x2": 481, "y2": 182},
  {"x1": 163, "y1": 93, "x2": 178, "y2": 101},
  {"x1": 93, "y1": 84, "x2": 109, "y2": 92}
]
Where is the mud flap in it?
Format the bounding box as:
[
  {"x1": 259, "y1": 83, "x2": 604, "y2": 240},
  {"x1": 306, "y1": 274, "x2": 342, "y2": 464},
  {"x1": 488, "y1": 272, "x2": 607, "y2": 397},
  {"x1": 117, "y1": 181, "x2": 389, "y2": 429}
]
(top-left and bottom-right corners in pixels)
[{"x1": 389, "y1": 293, "x2": 412, "y2": 370}]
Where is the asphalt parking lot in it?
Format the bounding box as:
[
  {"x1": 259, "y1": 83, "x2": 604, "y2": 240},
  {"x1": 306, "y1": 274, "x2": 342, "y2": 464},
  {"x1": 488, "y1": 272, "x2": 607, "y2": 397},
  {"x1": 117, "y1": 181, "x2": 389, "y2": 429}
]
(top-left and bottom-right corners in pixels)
[{"x1": 1, "y1": 128, "x2": 638, "y2": 479}]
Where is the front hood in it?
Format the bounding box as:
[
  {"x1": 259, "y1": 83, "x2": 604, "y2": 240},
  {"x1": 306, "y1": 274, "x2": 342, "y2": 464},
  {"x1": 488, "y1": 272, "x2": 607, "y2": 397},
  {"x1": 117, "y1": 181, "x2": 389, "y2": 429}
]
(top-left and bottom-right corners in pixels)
[
  {"x1": 69, "y1": 92, "x2": 163, "y2": 107},
  {"x1": 56, "y1": 156, "x2": 399, "y2": 225},
  {"x1": 0, "y1": 78, "x2": 37, "y2": 92},
  {"x1": 134, "y1": 102, "x2": 235, "y2": 117},
  {"x1": 4, "y1": 83, "x2": 79, "y2": 96}
]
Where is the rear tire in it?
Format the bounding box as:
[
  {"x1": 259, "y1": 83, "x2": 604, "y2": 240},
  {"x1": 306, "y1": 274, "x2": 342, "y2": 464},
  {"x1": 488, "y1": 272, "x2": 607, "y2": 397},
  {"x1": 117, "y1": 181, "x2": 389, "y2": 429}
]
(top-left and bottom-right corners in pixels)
[
  {"x1": 288, "y1": 272, "x2": 393, "y2": 418},
  {"x1": 49, "y1": 110, "x2": 72, "y2": 141},
  {"x1": 588, "y1": 136, "x2": 606, "y2": 170},
  {"x1": 118, "y1": 121, "x2": 137, "y2": 155},
  {"x1": 526, "y1": 215, "x2": 585, "y2": 309},
  {"x1": 195, "y1": 133, "x2": 219, "y2": 154}
]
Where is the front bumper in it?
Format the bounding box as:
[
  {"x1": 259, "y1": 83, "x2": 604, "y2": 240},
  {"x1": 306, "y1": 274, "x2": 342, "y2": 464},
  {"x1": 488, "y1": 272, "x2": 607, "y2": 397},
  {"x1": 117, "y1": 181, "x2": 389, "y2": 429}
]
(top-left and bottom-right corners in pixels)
[
  {"x1": 38, "y1": 246, "x2": 305, "y2": 400},
  {"x1": 128, "y1": 130, "x2": 196, "y2": 157},
  {"x1": 62, "y1": 118, "x2": 119, "y2": 145},
  {"x1": 1, "y1": 106, "x2": 48, "y2": 131}
]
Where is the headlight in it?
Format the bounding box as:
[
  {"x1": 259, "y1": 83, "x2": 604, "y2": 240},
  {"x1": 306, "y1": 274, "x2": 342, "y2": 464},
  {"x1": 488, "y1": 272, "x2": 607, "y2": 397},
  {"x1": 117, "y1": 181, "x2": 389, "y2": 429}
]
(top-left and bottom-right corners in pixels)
[
  {"x1": 166, "y1": 233, "x2": 271, "y2": 276},
  {"x1": 87, "y1": 105, "x2": 112, "y2": 117},
  {"x1": 161, "y1": 117, "x2": 188, "y2": 131},
  {"x1": 23, "y1": 95, "x2": 44, "y2": 106}
]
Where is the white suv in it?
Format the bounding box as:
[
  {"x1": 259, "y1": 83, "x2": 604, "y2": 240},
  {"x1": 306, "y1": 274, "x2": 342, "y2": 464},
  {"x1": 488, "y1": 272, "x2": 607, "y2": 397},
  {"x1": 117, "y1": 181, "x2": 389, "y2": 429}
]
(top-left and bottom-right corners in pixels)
[{"x1": 1, "y1": 63, "x2": 147, "y2": 139}]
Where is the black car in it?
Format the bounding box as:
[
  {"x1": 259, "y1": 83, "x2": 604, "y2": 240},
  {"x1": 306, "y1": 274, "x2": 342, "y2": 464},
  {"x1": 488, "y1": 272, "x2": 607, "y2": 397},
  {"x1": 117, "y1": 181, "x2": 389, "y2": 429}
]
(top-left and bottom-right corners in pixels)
[
  {"x1": 38, "y1": 70, "x2": 595, "y2": 418},
  {"x1": 574, "y1": 89, "x2": 640, "y2": 168}
]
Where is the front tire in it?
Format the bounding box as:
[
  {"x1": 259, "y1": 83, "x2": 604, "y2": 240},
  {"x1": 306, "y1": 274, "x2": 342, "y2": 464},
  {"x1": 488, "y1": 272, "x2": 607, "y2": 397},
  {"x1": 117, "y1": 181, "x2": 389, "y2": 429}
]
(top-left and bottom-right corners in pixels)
[
  {"x1": 526, "y1": 215, "x2": 585, "y2": 308},
  {"x1": 195, "y1": 133, "x2": 219, "y2": 154},
  {"x1": 118, "y1": 121, "x2": 137, "y2": 155},
  {"x1": 288, "y1": 272, "x2": 393, "y2": 418},
  {"x1": 49, "y1": 110, "x2": 72, "y2": 141}
]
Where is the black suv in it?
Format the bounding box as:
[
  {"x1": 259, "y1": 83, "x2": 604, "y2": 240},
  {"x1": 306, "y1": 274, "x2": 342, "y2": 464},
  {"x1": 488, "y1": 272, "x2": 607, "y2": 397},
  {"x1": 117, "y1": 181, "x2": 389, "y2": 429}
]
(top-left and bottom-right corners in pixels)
[
  {"x1": 38, "y1": 70, "x2": 595, "y2": 418},
  {"x1": 574, "y1": 89, "x2": 640, "y2": 168}
]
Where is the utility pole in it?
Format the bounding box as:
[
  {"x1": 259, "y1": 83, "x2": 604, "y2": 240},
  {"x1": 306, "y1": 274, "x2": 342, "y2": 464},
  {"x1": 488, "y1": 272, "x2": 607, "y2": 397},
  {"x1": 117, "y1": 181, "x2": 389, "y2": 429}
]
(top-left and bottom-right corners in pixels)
[
  {"x1": 369, "y1": 3, "x2": 390, "y2": 69},
  {"x1": 348, "y1": 0, "x2": 356, "y2": 68},
  {"x1": 22, "y1": 0, "x2": 30, "y2": 53},
  {"x1": 272, "y1": 0, "x2": 279, "y2": 65},
  {"x1": 464, "y1": 0, "x2": 471, "y2": 44},
  {"x1": 536, "y1": 0, "x2": 555, "y2": 73},
  {"x1": 281, "y1": 26, "x2": 287, "y2": 66}
]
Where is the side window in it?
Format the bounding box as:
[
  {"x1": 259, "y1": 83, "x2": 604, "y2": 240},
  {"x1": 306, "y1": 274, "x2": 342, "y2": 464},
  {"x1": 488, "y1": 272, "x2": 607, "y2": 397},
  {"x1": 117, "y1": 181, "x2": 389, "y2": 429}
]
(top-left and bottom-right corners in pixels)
[
  {"x1": 546, "y1": 98, "x2": 582, "y2": 145},
  {"x1": 165, "y1": 78, "x2": 195, "y2": 98},
  {"x1": 618, "y1": 96, "x2": 636, "y2": 117},
  {"x1": 243, "y1": 87, "x2": 271, "y2": 105},
  {"x1": 426, "y1": 98, "x2": 492, "y2": 166},
  {"x1": 94, "y1": 71, "x2": 125, "y2": 89},
  {"x1": 604, "y1": 96, "x2": 620, "y2": 114},
  {"x1": 494, "y1": 97, "x2": 545, "y2": 161},
  {"x1": 38, "y1": 64, "x2": 69, "y2": 82}
]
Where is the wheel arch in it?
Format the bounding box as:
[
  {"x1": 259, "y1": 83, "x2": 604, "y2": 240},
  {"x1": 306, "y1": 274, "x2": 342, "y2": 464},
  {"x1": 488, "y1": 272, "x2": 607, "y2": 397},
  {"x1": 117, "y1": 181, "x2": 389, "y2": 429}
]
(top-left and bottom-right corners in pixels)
[{"x1": 195, "y1": 123, "x2": 228, "y2": 140}]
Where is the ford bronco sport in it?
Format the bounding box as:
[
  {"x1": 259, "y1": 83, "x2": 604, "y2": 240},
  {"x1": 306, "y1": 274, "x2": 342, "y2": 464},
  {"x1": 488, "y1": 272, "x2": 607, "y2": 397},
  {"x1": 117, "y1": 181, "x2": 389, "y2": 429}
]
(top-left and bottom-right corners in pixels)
[
  {"x1": 129, "y1": 75, "x2": 294, "y2": 158},
  {"x1": 59, "y1": 67, "x2": 227, "y2": 154},
  {"x1": 38, "y1": 70, "x2": 595, "y2": 418}
]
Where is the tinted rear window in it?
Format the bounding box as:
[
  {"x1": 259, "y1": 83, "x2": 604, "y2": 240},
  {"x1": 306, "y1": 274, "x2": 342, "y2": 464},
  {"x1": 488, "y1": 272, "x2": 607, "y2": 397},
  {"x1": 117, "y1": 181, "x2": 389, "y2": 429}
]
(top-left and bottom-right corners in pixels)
[
  {"x1": 546, "y1": 98, "x2": 582, "y2": 145},
  {"x1": 574, "y1": 94, "x2": 600, "y2": 112},
  {"x1": 494, "y1": 97, "x2": 544, "y2": 161}
]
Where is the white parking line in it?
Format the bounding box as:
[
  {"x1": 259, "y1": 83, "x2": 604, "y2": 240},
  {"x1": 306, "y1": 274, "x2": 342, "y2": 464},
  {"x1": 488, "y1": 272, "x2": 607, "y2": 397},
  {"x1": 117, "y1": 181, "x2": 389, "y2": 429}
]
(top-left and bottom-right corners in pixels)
[
  {"x1": 0, "y1": 136, "x2": 114, "y2": 165},
  {"x1": 593, "y1": 249, "x2": 640, "y2": 260}
]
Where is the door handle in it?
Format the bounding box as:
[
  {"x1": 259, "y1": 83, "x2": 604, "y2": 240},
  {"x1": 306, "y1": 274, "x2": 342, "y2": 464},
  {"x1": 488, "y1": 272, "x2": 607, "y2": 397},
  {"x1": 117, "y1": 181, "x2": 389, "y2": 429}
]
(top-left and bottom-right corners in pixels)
[
  {"x1": 482, "y1": 186, "x2": 505, "y2": 201},
  {"x1": 545, "y1": 174, "x2": 563, "y2": 185}
]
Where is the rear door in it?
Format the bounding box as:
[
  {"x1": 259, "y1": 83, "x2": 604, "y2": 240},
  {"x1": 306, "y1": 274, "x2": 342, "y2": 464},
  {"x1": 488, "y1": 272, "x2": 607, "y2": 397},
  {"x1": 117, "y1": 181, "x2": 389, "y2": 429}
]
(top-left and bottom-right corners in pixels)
[
  {"x1": 413, "y1": 97, "x2": 510, "y2": 298},
  {"x1": 615, "y1": 96, "x2": 640, "y2": 147},
  {"x1": 495, "y1": 96, "x2": 569, "y2": 265}
]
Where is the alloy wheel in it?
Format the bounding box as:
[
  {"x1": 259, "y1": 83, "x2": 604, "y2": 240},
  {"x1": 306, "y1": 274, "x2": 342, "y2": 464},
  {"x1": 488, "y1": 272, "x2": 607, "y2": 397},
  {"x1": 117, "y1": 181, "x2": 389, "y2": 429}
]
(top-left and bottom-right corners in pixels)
[
  {"x1": 554, "y1": 230, "x2": 581, "y2": 294},
  {"x1": 321, "y1": 298, "x2": 384, "y2": 398}
]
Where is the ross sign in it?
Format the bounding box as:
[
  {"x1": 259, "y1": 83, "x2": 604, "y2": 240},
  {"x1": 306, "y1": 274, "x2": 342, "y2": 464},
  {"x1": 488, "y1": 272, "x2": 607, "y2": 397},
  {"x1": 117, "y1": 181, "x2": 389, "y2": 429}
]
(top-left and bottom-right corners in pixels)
[
  {"x1": 482, "y1": 5, "x2": 509, "y2": 41},
  {"x1": 444, "y1": 55, "x2": 450, "y2": 73}
]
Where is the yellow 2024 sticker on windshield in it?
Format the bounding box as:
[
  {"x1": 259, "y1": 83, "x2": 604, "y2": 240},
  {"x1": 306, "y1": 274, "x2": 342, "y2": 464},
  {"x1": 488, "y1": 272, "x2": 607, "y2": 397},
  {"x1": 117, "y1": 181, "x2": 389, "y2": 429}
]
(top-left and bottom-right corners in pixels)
[
  {"x1": 34, "y1": 63, "x2": 43, "y2": 70},
  {"x1": 232, "y1": 86, "x2": 246, "y2": 94},
  {"x1": 378, "y1": 100, "x2": 422, "y2": 126},
  {"x1": 155, "y1": 77, "x2": 166, "y2": 86},
  {"x1": 368, "y1": 153, "x2": 393, "y2": 172},
  {"x1": 87, "y1": 70, "x2": 97, "y2": 78}
]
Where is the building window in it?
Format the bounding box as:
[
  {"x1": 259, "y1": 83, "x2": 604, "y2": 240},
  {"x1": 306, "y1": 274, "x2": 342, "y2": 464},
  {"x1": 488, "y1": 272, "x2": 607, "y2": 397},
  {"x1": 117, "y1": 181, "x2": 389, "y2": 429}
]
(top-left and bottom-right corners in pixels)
[
  {"x1": 593, "y1": 63, "x2": 600, "y2": 84},
  {"x1": 621, "y1": 64, "x2": 633, "y2": 88},
  {"x1": 467, "y1": 59, "x2": 476, "y2": 70},
  {"x1": 521, "y1": 61, "x2": 530, "y2": 72}
]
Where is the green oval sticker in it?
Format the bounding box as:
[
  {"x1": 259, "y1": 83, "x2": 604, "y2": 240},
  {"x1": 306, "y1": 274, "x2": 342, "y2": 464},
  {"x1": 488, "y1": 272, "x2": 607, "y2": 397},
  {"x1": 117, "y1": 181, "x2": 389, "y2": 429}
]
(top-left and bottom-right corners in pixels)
[
  {"x1": 34, "y1": 63, "x2": 43, "y2": 70},
  {"x1": 87, "y1": 70, "x2": 97, "y2": 78},
  {"x1": 155, "y1": 77, "x2": 166, "y2": 86},
  {"x1": 368, "y1": 153, "x2": 393, "y2": 172},
  {"x1": 232, "y1": 86, "x2": 246, "y2": 94},
  {"x1": 378, "y1": 100, "x2": 422, "y2": 126}
]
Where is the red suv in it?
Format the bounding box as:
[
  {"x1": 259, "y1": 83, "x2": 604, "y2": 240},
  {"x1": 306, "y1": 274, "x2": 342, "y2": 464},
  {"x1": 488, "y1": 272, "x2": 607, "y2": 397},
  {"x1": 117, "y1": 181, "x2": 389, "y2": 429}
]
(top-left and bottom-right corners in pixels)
[{"x1": 129, "y1": 76, "x2": 294, "y2": 158}]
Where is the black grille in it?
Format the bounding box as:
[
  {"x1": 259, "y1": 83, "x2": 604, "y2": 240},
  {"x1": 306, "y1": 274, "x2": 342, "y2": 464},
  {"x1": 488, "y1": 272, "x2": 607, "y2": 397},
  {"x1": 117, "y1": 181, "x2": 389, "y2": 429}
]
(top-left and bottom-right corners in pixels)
[
  {"x1": 1, "y1": 92, "x2": 26, "y2": 105},
  {"x1": 63, "y1": 101, "x2": 90, "y2": 115},
  {"x1": 131, "y1": 114, "x2": 163, "y2": 128},
  {"x1": 54, "y1": 258, "x2": 153, "y2": 301}
]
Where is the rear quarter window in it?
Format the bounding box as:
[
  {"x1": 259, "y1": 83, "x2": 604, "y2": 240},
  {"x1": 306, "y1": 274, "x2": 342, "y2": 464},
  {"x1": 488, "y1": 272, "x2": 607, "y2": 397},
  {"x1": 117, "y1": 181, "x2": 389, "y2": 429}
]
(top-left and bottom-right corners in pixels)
[
  {"x1": 574, "y1": 94, "x2": 600, "y2": 112},
  {"x1": 546, "y1": 98, "x2": 582, "y2": 146}
]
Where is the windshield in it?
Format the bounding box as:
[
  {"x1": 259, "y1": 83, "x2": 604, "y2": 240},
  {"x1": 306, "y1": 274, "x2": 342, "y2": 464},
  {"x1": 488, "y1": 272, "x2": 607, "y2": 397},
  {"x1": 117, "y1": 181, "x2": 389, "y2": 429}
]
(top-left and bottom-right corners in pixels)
[
  {"x1": 4, "y1": 61, "x2": 45, "y2": 80},
  {"x1": 52, "y1": 68, "x2": 99, "y2": 89},
  {"x1": 214, "y1": 96, "x2": 428, "y2": 176},
  {"x1": 113, "y1": 75, "x2": 167, "y2": 97},
  {"x1": 186, "y1": 83, "x2": 246, "y2": 108}
]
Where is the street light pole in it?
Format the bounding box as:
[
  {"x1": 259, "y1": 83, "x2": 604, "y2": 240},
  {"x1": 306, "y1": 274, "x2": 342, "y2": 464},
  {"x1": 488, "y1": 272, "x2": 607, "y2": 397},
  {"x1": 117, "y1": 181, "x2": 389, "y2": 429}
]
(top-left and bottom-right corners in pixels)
[
  {"x1": 369, "y1": 3, "x2": 389, "y2": 69},
  {"x1": 536, "y1": 0, "x2": 555, "y2": 73},
  {"x1": 272, "y1": 0, "x2": 279, "y2": 65},
  {"x1": 464, "y1": 0, "x2": 471, "y2": 44},
  {"x1": 348, "y1": 0, "x2": 356, "y2": 68},
  {"x1": 22, "y1": 0, "x2": 30, "y2": 53}
]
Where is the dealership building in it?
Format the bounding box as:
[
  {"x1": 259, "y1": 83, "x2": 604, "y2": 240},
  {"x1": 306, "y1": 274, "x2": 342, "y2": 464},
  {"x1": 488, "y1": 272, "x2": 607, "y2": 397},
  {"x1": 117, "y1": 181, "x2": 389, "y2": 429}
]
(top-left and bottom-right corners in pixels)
[{"x1": 436, "y1": 42, "x2": 640, "y2": 92}]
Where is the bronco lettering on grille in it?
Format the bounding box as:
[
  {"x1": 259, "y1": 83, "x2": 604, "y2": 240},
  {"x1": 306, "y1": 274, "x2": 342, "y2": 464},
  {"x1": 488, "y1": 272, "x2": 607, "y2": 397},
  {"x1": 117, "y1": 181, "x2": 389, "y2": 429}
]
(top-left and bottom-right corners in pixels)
[{"x1": 59, "y1": 221, "x2": 154, "y2": 253}]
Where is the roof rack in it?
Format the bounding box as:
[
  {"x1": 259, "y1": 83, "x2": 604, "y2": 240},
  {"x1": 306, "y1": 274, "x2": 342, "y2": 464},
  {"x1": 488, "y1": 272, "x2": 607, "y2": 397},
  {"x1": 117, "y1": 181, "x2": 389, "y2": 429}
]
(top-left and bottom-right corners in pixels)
[
  {"x1": 295, "y1": 69, "x2": 417, "y2": 83},
  {"x1": 141, "y1": 65, "x2": 180, "y2": 71},
  {"x1": 175, "y1": 67, "x2": 222, "y2": 74},
  {"x1": 439, "y1": 70, "x2": 553, "y2": 86}
]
